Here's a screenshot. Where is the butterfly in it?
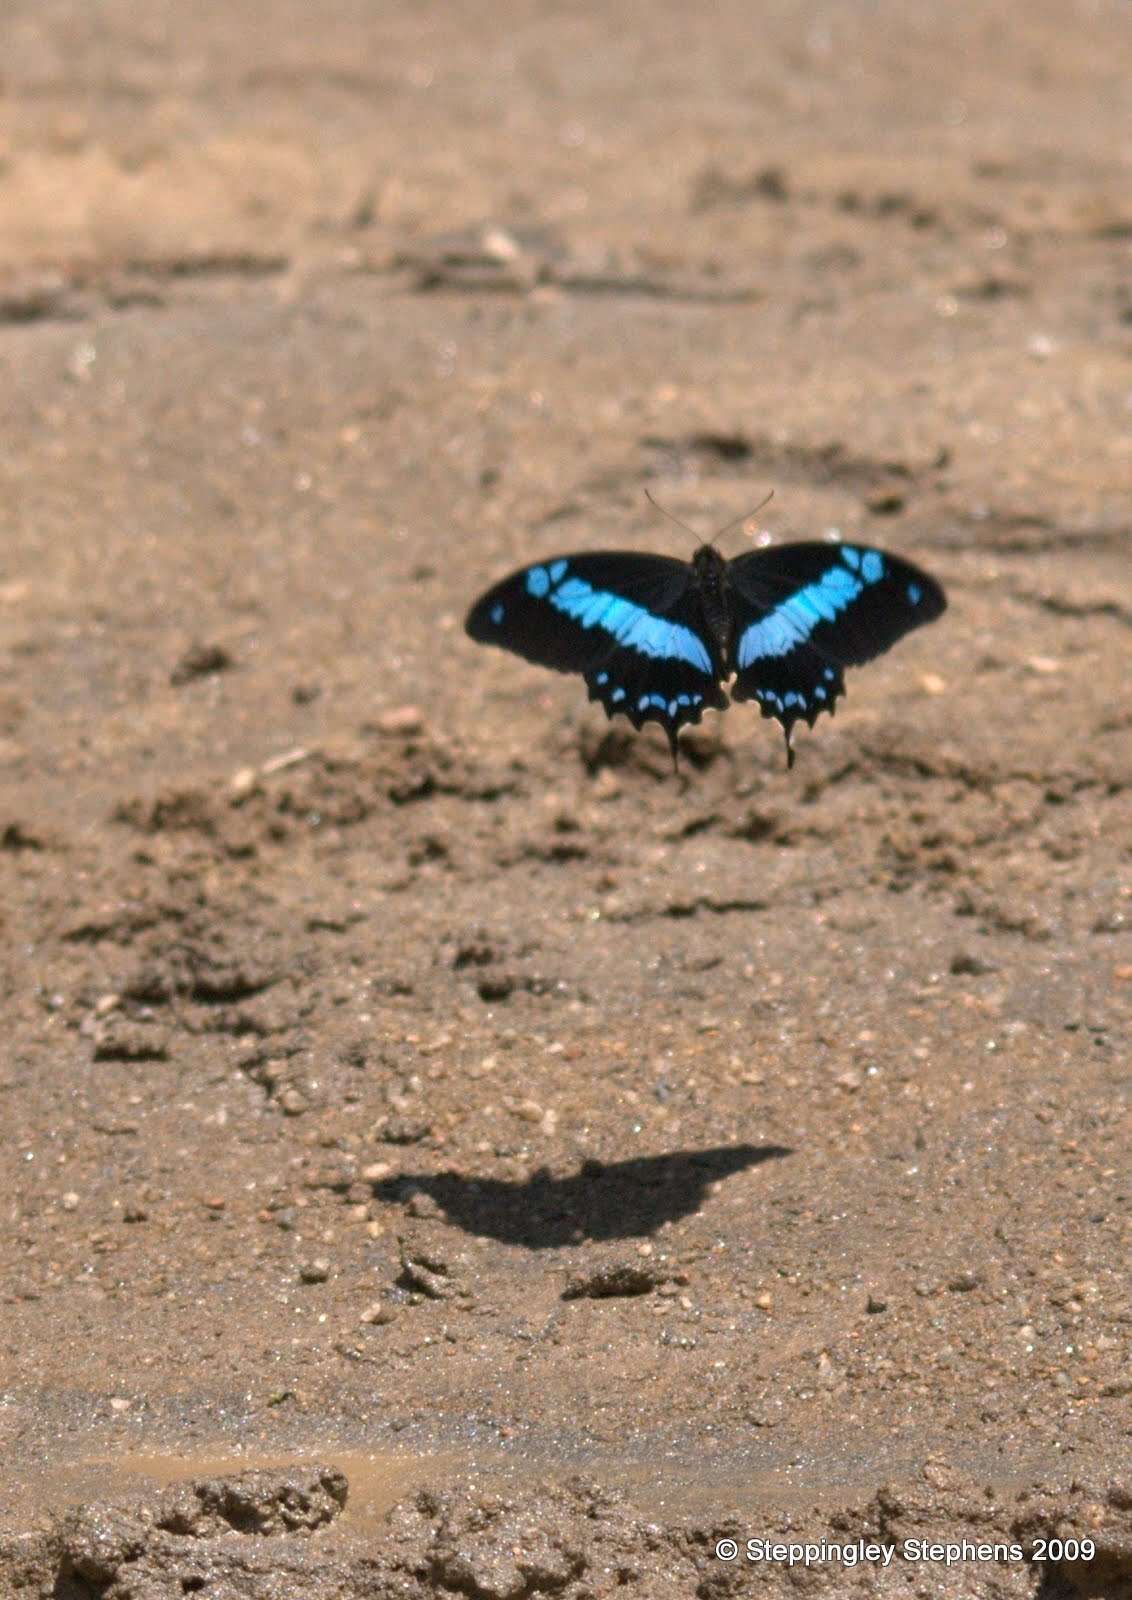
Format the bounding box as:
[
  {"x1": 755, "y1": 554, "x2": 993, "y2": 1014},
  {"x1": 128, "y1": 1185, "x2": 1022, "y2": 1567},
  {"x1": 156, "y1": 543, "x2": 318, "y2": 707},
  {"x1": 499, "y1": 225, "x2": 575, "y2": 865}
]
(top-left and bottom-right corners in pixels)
[{"x1": 465, "y1": 524, "x2": 946, "y2": 769}]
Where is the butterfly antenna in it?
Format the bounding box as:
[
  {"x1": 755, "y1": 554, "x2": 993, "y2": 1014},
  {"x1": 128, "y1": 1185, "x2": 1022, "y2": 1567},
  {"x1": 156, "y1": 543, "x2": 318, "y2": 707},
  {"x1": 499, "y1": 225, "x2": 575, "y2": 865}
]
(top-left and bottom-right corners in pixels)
[
  {"x1": 715, "y1": 489, "x2": 775, "y2": 548},
  {"x1": 645, "y1": 487, "x2": 775, "y2": 553},
  {"x1": 644, "y1": 488, "x2": 701, "y2": 550}
]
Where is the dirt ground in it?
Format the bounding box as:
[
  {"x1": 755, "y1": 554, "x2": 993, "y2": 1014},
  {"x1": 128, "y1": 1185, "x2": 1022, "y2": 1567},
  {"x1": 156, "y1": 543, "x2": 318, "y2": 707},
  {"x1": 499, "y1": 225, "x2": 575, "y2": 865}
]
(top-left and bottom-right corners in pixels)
[{"x1": 1, "y1": 2, "x2": 1129, "y2": 1595}]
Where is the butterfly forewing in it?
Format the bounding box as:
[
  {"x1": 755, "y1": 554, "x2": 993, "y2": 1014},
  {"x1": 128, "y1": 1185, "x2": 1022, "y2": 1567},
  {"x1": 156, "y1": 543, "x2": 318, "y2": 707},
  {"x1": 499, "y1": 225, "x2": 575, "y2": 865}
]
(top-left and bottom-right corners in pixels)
[
  {"x1": 726, "y1": 541, "x2": 946, "y2": 747},
  {"x1": 465, "y1": 551, "x2": 726, "y2": 758},
  {"x1": 466, "y1": 534, "x2": 946, "y2": 769}
]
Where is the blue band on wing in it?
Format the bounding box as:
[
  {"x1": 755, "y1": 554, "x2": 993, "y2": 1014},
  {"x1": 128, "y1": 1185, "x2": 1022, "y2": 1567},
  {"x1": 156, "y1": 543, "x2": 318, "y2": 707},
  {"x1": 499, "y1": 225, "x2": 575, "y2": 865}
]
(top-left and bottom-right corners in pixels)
[
  {"x1": 736, "y1": 547, "x2": 885, "y2": 667},
  {"x1": 525, "y1": 564, "x2": 713, "y2": 673}
]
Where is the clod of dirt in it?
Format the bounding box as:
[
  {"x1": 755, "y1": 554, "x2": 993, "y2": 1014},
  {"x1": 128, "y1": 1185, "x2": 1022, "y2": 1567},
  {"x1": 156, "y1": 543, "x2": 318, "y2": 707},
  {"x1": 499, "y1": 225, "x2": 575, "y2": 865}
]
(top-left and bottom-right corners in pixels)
[
  {"x1": 381, "y1": 1116, "x2": 433, "y2": 1146},
  {"x1": 92, "y1": 1022, "x2": 170, "y2": 1062},
  {"x1": 865, "y1": 487, "x2": 907, "y2": 515},
  {"x1": 561, "y1": 1261, "x2": 668, "y2": 1299},
  {"x1": 1, "y1": 820, "x2": 47, "y2": 851},
  {"x1": 398, "y1": 1237, "x2": 465, "y2": 1300},
  {"x1": 55, "y1": 1467, "x2": 347, "y2": 1593},
  {"x1": 381, "y1": 1479, "x2": 709, "y2": 1600},
  {"x1": 950, "y1": 949, "x2": 998, "y2": 975},
  {"x1": 170, "y1": 641, "x2": 234, "y2": 686},
  {"x1": 689, "y1": 162, "x2": 791, "y2": 210}
]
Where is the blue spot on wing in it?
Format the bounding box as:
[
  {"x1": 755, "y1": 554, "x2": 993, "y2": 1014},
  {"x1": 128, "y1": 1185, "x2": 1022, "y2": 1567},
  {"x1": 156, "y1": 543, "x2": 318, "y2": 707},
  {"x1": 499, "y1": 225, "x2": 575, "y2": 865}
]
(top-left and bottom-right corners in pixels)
[
  {"x1": 526, "y1": 565, "x2": 551, "y2": 598},
  {"x1": 548, "y1": 575, "x2": 713, "y2": 673},
  {"x1": 728, "y1": 538, "x2": 943, "y2": 771},
  {"x1": 490, "y1": 602, "x2": 504, "y2": 625},
  {"x1": 737, "y1": 555, "x2": 873, "y2": 668}
]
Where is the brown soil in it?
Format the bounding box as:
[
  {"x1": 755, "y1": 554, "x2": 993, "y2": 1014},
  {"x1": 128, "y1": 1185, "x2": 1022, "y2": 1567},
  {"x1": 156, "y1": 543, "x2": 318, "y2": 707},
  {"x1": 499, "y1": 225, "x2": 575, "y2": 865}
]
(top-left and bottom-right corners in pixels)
[{"x1": 1, "y1": 2, "x2": 1129, "y2": 1596}]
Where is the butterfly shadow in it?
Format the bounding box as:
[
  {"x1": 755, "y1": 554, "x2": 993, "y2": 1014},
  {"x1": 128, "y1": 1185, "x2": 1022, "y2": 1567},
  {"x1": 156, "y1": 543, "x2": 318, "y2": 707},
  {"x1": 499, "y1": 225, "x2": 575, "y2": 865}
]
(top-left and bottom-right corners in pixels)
[{"x1": 371, "y1": 1143, "x2": 791, "y2": 1249}]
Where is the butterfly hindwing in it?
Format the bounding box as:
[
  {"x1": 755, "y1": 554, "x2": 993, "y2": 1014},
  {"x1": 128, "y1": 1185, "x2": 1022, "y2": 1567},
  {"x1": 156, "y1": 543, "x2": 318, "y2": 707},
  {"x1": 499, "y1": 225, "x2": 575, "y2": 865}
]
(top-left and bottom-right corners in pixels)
[
  {"x1": 467, "y1": 535, "x2": 946, "y2": 769},
  {"x1": 727, "y1": 542, "x2": 946, "y2": 761},
  {"x1": 465, "y1": 552, "x2": 726, "y2": 759}
]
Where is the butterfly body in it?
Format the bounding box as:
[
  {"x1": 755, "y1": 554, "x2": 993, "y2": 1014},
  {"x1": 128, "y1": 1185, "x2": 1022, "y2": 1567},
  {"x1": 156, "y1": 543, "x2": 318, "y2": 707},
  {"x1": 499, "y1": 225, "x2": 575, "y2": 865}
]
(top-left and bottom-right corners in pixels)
[
  {"x1": 466, "y1": 536, "x2": 945, "y2": 768},
  {"x1": 690, "y1": 544, "x2": 733, "y2": 661}
]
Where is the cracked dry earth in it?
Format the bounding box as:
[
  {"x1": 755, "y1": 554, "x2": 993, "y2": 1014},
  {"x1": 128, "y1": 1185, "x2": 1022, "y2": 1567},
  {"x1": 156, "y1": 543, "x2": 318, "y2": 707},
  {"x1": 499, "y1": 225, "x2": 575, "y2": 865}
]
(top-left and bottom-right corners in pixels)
[{"x1": 1, "y1": 1, "x2": 1130, "y2": 1596}]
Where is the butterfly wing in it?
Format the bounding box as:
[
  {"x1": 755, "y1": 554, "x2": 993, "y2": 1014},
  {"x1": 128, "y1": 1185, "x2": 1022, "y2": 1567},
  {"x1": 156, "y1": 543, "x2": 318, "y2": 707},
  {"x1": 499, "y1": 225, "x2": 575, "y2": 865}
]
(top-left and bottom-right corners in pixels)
[
  {"x1": 727, "y1": 542, "x2": 946, "y2": 765},
  {"x1": 466, "y1": 552, "x2": 727, "y2": 760}
]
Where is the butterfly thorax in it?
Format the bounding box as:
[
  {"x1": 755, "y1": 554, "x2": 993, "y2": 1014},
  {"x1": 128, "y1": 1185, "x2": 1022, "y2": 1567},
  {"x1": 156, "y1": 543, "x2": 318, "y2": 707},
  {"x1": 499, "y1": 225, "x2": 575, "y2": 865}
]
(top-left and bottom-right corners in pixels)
[{"x1": 691, "y1": 544, "x2": 732, "y2": 661}]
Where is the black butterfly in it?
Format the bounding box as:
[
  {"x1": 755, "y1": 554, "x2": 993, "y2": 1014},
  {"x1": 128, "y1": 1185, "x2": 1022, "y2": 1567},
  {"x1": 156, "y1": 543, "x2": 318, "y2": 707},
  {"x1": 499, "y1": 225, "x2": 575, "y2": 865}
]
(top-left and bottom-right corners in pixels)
[{"x1": 465, "y1": 531, "x2": 946, "y2": 768}]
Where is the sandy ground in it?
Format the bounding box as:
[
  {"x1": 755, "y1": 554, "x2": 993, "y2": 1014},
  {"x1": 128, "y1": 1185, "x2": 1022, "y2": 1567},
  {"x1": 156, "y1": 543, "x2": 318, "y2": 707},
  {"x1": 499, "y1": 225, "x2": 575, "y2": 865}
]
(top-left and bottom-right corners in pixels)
[{"x1": 1, "y1": 2, "x2": 1129, "y2": 1595}]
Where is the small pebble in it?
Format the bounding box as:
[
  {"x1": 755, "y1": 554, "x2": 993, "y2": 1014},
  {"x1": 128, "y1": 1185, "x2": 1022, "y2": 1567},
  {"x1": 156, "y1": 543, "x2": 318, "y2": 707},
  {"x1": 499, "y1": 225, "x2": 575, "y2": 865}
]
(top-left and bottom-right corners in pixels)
[
  {"x1": 375, "y1": 705, "x2": 423, "y2": 736},
  {"x1": 381, "y1": 1116, "x2": 431, "y2": 1145},
  {"x1": 230, "y1": 766, "x2": 259, "y2": 797},
  {"x1": 299, "y1": 1258, "x2": 331, "y2": 1284},
  {"x1": 359, "y1": 1301, "x2": 398, "y2": 1326}
]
